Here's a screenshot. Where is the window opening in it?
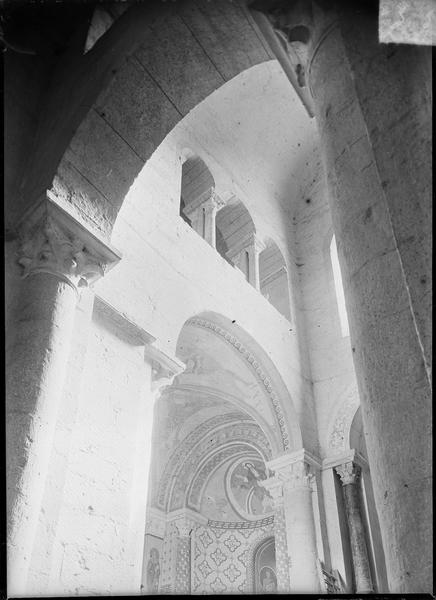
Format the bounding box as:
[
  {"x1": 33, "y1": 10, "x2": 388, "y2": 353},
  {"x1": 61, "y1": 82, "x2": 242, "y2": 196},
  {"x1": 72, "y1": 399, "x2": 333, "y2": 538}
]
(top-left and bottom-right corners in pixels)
[{"x1": 330, "y1": 235, "x2": 350, "y2": 337}]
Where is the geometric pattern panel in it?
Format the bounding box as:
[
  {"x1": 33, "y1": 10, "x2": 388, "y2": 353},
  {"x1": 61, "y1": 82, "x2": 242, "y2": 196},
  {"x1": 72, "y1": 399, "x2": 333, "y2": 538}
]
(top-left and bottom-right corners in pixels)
[
  {"x1": 192, "y1": 524, "x2": 273, "y2": 594},
  {"x1": 273, "y1": 506, "x2": 291, "y2": 592}
]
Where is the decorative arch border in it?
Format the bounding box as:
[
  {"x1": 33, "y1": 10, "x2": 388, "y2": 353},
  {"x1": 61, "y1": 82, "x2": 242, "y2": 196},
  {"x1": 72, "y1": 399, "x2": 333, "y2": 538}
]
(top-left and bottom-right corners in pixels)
[
  {"x1": 185, "y1": 317, "x2": 293, "y2": 452},
  {"x1": 326, "y1": 381, "x2": 360, "y2": 456},
  {"x1": 170, "y1": 384, "x2": 280, "y2": 455},
  {"x1": 185, "y1": 443, "x2": 261, "y2": 512},
  {"x1": 157, "y1": 413, "x2": 272, "y2": 511}
]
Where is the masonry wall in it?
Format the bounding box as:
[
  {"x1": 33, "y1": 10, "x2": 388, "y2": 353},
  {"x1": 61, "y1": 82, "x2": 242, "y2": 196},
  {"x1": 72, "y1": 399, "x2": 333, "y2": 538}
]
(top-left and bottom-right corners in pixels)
[
  {"x1": 26, "y1": 304, "x2": 154, "y2": 595},
  {"x1": 294, "y1": 152, "x2": 358, "y2": 457},
  {"x1": 94, "y1": 131, "x2": 318, "y2": 452}
]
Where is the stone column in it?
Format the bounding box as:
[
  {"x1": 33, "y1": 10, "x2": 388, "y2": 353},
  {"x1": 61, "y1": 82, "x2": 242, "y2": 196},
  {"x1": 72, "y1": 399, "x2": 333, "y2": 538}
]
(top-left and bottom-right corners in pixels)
[
  {"x1": 261, "y1": 476, "x2": 291, "y2": 592},
  {"x1": 173, "y1": 516, "x2": 193, "y2": 594},
  {"x1": 226, "y1": 233, "x2": 265, "y2": 289},
  {"x1": 6, "y1": 194, "x2": 121, "y2": 596},
  {"x1": 335, "y1": 462, "x2": 373, "y2": 593},
  {"x1": 255, "y1": 0, "x2": 432, "y2": 592},
  {"x1": 183, "y1": 189, "x2": 225, "y2": 248},
  {"x1": 268, "y1": 452, "x2": 321, "y2": 592}
]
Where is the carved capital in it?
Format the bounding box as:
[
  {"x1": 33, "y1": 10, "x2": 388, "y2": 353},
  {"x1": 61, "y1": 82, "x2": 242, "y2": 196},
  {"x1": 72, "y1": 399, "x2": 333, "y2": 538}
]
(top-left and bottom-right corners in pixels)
[
  {"x1": 16, "y1": 193, "x2": 121, "y2": 292},
  {"x1": 335, "y1": 461, "x2": 360, "y2": 486},
  {"x1": 203, "y1": 190, "x2": 226, "y2": 213},
  {"x1": 226, "y1": 232, "x2": 265, "y2": 263},
  {"x1": 282, "y1": 459, "x2": 315, "y2": 491},
  {"x1": 267, "y1": 449, "x2": 320, "y2": 492},
  {"x1": 183, "y1": 187, "x2": 225, "y2": 218}
]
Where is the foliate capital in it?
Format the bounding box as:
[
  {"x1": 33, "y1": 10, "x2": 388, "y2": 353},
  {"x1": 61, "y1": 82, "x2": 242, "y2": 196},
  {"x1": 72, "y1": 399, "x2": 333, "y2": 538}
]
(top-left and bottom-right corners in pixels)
[
  {"x1": 335, "y1": 461, "x2": 360, "y2": 486},
  {"x1": 17, "y1": 193, "x2": 121, "y2": 292},
  {"x1": 173, "y1": 516, "x2": 195, "y2": 538}
]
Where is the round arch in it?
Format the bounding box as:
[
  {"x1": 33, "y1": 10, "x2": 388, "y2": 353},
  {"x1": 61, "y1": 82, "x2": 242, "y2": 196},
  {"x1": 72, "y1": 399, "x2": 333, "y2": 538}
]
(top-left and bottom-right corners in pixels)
[
  {"x1": 325, "y1": 381, "x2": 360, "y2": 456},
  {"x1": 19, "y1": 1, "x2": 275, "y2": 237},
  {"x1": 246, "y1": 534, "x2": 276, "y2": 593},
  {"x1": 179, "y1": 310, "x2": 303, "y2": 453}
]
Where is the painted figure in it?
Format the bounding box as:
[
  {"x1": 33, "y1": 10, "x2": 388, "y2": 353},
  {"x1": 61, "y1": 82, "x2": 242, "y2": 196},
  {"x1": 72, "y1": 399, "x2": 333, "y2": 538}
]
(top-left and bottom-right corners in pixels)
[{"x1": 261, "y1": 567, "x2": 277, "y2": 592}]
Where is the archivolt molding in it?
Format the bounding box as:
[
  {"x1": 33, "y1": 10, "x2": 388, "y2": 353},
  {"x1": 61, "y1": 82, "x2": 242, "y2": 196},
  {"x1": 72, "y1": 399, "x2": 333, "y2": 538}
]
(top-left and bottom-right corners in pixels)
[
  {"x1": 326, "y1": 383, "x2": 360, "y2": 456},
  {"x1": 157, "y1": 414, "x2": 271, "y2": 511},
  {"x1": 185, "y1": 317, "x2": 291, "y2": 452},
  {"x1": 185, "y1": 444, "x2": 257, "y2": 512}
]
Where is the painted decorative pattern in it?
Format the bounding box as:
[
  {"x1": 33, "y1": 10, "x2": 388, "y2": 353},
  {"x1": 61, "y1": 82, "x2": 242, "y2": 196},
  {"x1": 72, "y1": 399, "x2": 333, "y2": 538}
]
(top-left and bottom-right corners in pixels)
[
  {"x1": 192, "y1": 524, "x2": 274, "y2": 594},
  {"x1": 207, "y1": 516, "x2": 274, "y2": 529},
  {"x1": 273, "y1": 505, "x2": 291, "y2": 592},
  {"x1": 175, "y1": 536, "x2": 191, "y2": 594},
  {"x1": 327, "y1": 386, "x2": 360, "y2": 454},
  {"x1": 186, "y1": 317, "x2": 291, "y2": 451},
  {"x1": 158, "y1": 414, "x2": 272, "y2": 511}
]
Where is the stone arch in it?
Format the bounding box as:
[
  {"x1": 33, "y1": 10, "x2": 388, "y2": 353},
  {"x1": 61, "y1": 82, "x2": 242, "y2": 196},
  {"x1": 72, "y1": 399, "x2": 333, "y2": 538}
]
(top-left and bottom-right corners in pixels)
[
  {"x1": 179, "y1": 153, "x2": 216, "y2": 228},
  {"x1": 259, "y1": 238, "x2": 291, "y2": 320},
  {"x1": 325, "y1": 382, "x2": 360, "y2": 456},
  {"x1": 19, "y1": 1, "x2": 274, "y2": 238},
  {"x1": 157, "y1": 413, "x2": 272, "y2": 512},
  {"x1": 181, "y1": 311, "x2": 303, "y2": 453},
  {"x1": 215, "y1": 195, "x2": 257, "y2": 267},
  {"x1": 246, "y1": 534, "x2": 276, "y2": 593}
]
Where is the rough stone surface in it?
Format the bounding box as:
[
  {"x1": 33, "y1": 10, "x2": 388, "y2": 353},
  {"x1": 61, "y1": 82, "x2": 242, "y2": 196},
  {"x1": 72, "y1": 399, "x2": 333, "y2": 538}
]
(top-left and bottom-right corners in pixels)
[
  {"x1": 379, "y1": 0, "x2": 435, "y2": 45},
  {"x1": 4, "y1": 0, "x2": 432, "y2": 596}
]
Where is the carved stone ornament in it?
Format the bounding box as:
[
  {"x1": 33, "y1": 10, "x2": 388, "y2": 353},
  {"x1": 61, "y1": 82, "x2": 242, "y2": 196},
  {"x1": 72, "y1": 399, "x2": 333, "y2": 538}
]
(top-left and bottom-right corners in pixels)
[
  {"x1": 16, "y1": 194, "x2": 121, "y2": 292},
  {"x1": 183, "y1": 187, "x2": 226, "y2": 219},
  {"x1": 335, "y1": 461, "x2": 360, "y2": 486},
  {"x1": 275, "y1": 459, "x2": 314, "y2": 491},
  {"x1": 173, "y1": 517, "x2": 195, "y2": 538}
]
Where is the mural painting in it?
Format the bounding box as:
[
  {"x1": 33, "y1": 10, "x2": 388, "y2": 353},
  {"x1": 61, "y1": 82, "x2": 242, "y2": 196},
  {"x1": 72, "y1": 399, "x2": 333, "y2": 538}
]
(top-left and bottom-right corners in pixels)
[{"x1": 227, "y1": 458, "x2": 273, "y2": 520}]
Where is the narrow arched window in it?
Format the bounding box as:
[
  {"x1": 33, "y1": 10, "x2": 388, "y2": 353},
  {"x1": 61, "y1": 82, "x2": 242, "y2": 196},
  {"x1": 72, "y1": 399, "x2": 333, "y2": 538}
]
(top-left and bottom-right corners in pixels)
[{"x1": 330, "y1": 235, "x2": 349, "y2": 337}]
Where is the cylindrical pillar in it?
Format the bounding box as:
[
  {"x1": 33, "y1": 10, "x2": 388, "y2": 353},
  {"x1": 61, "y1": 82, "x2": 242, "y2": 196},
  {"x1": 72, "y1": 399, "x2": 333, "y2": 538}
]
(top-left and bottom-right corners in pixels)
[
  {"x1": 174, "y1": 519, "x2": 192, "y2": 594},
  {"x1": 7, "y1": 272, "x2": 78, "y2": 595},
  {"x1": 6, "y1": 196, "x2": 121, "y2": 596},
  {"x1": 336, "y1": 462, "x2": 373, "y2": 593},
  {"x1": 261, "y1": 477, "x2": 291, "y2": 592},
  {"x1": 183, "y1": 189, "x2": 225, "y2": 249},
  {"x1": 255, "y1": 1, "x2": 432, "y2": 592},
  {"x1": 203, "y1": 202, "x2": 218, "y2": 248},
  {"x1": 247, "y1": 236, "x2": 264, "y2": 291},
  {"x1": 274, "y1": 457, "x2": 321, "y2": 592},
  {"x1": 307, "y1": 12, "x2": 432, "y2": 591}
]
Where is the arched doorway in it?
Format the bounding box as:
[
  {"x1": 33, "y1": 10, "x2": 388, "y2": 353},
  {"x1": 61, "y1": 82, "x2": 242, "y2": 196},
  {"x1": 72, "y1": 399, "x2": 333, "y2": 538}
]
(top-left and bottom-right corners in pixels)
[{"x1": 253, "y1": 537, "x2": 277, "y2": 593}]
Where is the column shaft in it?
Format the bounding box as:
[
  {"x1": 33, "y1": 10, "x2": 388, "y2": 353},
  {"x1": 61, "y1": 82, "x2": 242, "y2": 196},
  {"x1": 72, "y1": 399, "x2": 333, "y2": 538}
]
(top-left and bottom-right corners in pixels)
[
  {"x1": 273, "y1": 504, "x2": 291, "y2": 592},
  {"x1": 6, "y1": 273, "x2": 78, "y2": 595},
  {"x1": 308, "y1": 18, "x2": 432, "y2": 591},
  {"x1": 203, "y1": 204, "x2": 218, "y2": 248},
  {"x1": 6, "y1": 195, "x2": 121, "y2": 596},
  {"x1": 342, "y1": 482, "x2": 373, "y2": 593},
  {"x1": 174, "y1": 535, "x2": 191, "y2": 594},
  {"x1": 247, "y1": 243, "x2": 261, "y2": 290},
  {"x1": 283, "y1": 482, "x2": 320, "y2": 591},
  {"x1": 336, "y1": 462, "x2": 373, "y2": 593}
]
